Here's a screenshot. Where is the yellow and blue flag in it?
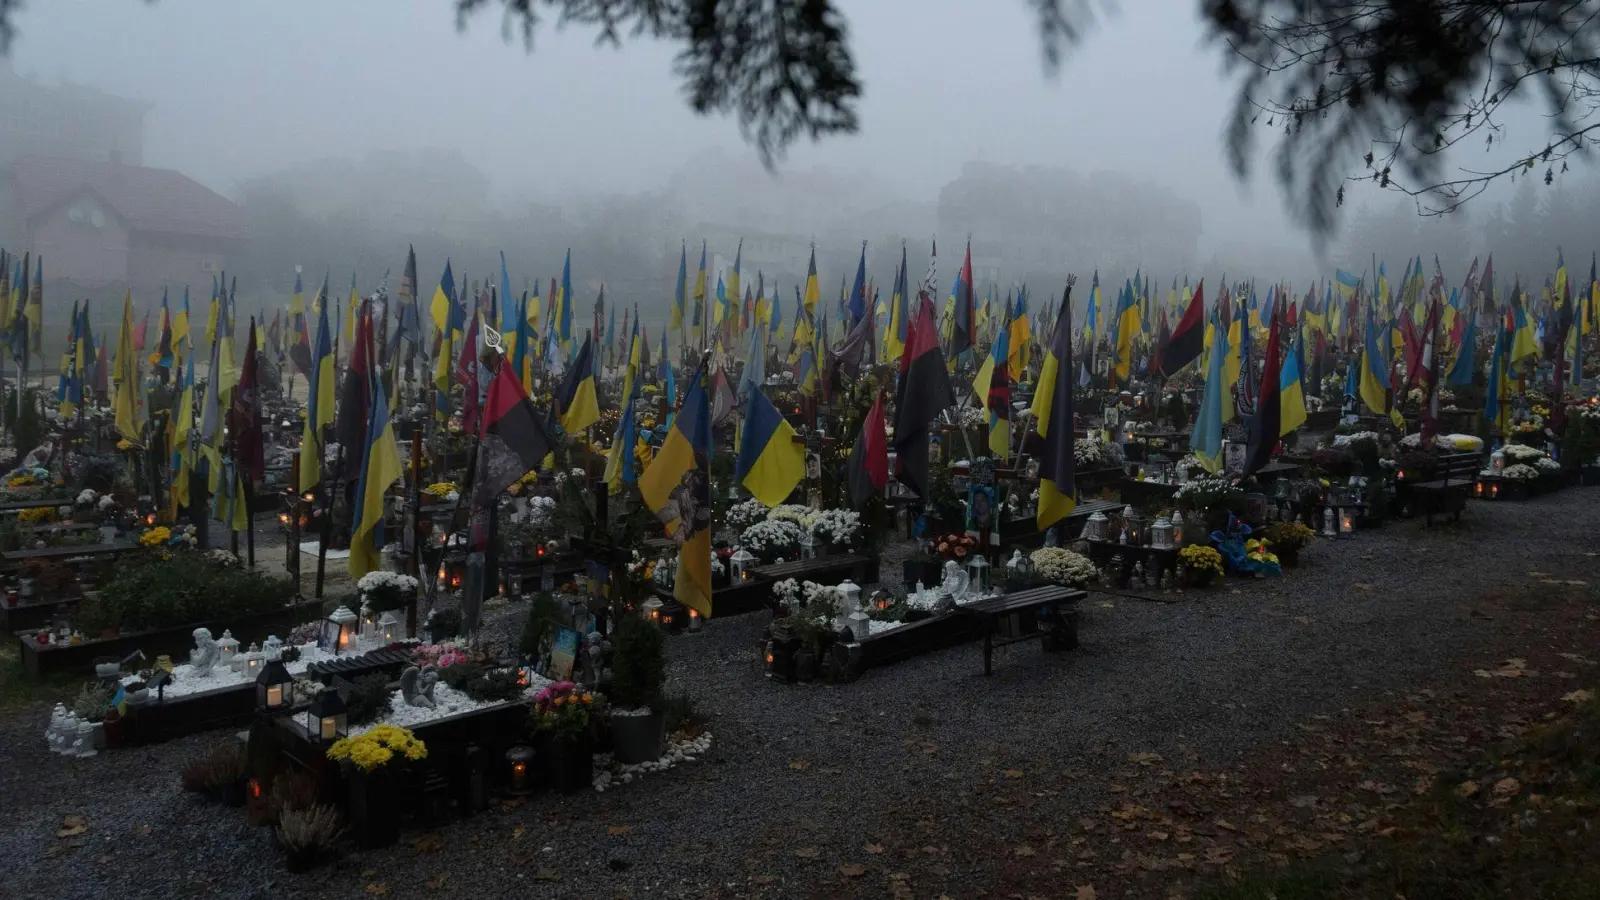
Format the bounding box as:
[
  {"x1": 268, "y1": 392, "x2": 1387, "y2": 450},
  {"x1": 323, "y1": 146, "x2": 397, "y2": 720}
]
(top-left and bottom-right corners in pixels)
[
  {"x1": 641, "y1": 363, "x2": 713, "y2": 618},
  {"x1": 735, "y1": 381, "x2": 803, "y2": 508},
  {"x1": 349, "y1": 379, "x2": 401, "y2": 578}
]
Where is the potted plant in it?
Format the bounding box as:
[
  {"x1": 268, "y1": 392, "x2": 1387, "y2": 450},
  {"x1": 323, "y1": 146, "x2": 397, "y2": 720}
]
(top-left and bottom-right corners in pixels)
[
  {"x1": 1259, "y1": 521, "x2": 1315, "y2": 568},
  {"x1": 530, "y1": 682, "x2": 597, "y2": 793},
  {"x1": 181, "y1": 742, "x2": 250, "y2": 806},
  {"x1": 72, "y1": 681, "x2": 113, "y2": 749},
  {"x1": 607, "y1": 615, "x2": 667, "y2": 764},
  {"x1": 325, "y1": 725, "x2": 428, "y2": 849},
  {"x1": 276, "y1": 804, "x2": 345, "y2": 873},
  {"x1": 1178, "y1": 545, "x2": 1223, "y2": 588}
]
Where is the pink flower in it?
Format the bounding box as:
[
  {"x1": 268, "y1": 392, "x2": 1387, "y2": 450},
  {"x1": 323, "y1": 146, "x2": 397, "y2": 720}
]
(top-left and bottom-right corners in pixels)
[{"x1": 552, "y1": 680, "x2": 577, "y2": 693}]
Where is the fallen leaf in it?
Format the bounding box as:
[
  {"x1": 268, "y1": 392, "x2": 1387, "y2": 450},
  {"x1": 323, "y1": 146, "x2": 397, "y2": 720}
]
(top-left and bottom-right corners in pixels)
[
  {"x1": 1014, "y1": 845, "x2": 1037, "y2": 857},
  {"x1": 754, "y1": 875, "x2": 777, "y2": 886},
  {"x1": 794, "y1": 847, "x2": 821, "y2": 859},
  {"x1": 864, "y1": 843, "x2": 885, "y2": 854},
  {"x1": 1214, "y1": 819, "x2": 1238, "y2": 831},
  {"x1": 425, "y1": 873, "x2": 449, "y2": 890},
  {"x1": 411, "y1": 834, "x2": 443, "y2": 853},
  {"x1": 1351, "y1": 583, "x2": 1375, "y2": 591},
  {"x1": 1076, "y1": 887, "x2": 1098, "y2": 900},
  {"x1": 921, "y1": 742, "x2": 940, "y2": 755},
  {"x1": 532, "y1": 869, "x2": 561, "y2": 882},
  {"x1": 511, "y1": 824, "x2": 524, "y2": 840},
  {"x1": 364, "y1": 885, "x2": 390, "y2": 896},
  {"x1": 1146, "y1": 831, "x2": 1170, "y2": 842},
  {"x1": 607, "y1": 825, "x2": 630, "y2": 836},
  {"x1": 1493, "y1": 778, "x2": 1521, "y2": 799},
  {"x1": 1128, "y1": 752, "x2": 1163, "y2": 766},
  {"x1": 1563, "y1": 689, "x2": 1594, "y2": 704},
  {"x1": 839, "y1": 863, "x2": 867, "y2": 877},
  {"x1": 789, "y1": 760, "x2": 811, "y2": 771},
  {"x1": 56, "y1": 816, "x2": 87, "y2": 838},
  {"x1": 1566, "y1": 579, "x2": 1589, "y2": 586},
  {"x1": 1457, "y1": 780, "x2": 1480, "y2": 798},
  {"x1": 1003, "y1": 769, "x2": 1026, "y2": 778}
]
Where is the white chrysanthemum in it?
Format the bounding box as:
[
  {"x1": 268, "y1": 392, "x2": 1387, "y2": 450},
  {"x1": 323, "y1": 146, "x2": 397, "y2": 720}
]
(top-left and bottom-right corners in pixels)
[{"x1": 1028, "y1": 547, "x2": 1097, "y2": 587}]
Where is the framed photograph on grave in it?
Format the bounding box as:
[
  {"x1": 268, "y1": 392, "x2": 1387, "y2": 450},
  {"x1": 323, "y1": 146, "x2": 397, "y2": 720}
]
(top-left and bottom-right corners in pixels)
[
  {"x1": 549, "y1": 627, "x2": 580, "y2": 681},
  {"x1": 1223, "y1": 441, "x2": 1246, "y2": 475},
  {"x1": 805, "y1": 452, "x2": 822, "y2": 480},
  {"x1": 967, "y1": 485, "x2": 996, "y2": 531}
]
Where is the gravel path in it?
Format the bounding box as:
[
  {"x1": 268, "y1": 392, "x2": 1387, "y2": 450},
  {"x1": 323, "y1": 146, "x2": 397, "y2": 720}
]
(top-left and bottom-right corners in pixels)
[{"x1": 1, "y1": 491, "x2": 1596, "y2": 899}]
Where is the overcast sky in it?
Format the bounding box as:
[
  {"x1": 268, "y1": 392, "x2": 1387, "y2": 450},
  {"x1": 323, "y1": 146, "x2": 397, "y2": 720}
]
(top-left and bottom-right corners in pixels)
[{"x1": 5, "y1": 0, "x2": 1541, "y2": 257}]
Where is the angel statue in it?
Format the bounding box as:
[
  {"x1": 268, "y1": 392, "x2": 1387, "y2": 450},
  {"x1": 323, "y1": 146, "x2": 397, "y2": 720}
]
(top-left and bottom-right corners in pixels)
[{"x1": 399, "y1": 665, "x2": 440, "y2": 709}]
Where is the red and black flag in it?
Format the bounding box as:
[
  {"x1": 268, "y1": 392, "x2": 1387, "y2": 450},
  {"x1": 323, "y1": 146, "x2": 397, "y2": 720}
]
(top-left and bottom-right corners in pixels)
[
  {"x1": 848, "y1": 391, "x2": 889, "y2": 509},
  {"x1": 892, "y1": 295, "x2": 955, "y2": 499},
  {"x1": 334, "y1": 298, "x2": 374, "y2": 478},
  {"x1": 1156, "y1": 280, "x2": 1205, "y2": 378},
  {"x1": 230, "y1": 319, "x2": 265, "y2": 482},
  {"x1": 951, "y1": 240, "x2": 976, "y2": 359},
  {"x1": 1242, "y1": 305, "x2": 1283, "y2": 477},
  {"x1": 473, "y1": 360, "x2": 559, "y2": 508}
]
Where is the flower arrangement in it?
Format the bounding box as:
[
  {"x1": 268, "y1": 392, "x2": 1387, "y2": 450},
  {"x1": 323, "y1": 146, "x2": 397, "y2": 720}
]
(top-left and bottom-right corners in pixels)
[
  {"x1": 767, "y1": 504, "x2": 819, "y2": 528},
  {"x1": 422, "y1": 481, "x2": 458, "y2": 499},
  {"x1": 531, "y1": 681, "x2": 595, "y2": 738},
  {"x1": 357, "y1": 571, "x2": 419, "y2": 612},
  {"x1": 1027, "y1": 547, "x2": 1097, "y2": 587},
  {"x1": 18, "y1": 506, "x2": 54, "y2": 525},
  {"x1": 115, "y1": 439, "x2": 135, "y2": 451},
  {"x1": 6, "y1": 473, "x2": 38, "y2": 488},
  {"x1": 204, "y1": 549, "x2": 238, "y2": 567},
  {"x1": 739, "y1": 519, "x2": 805, "y2": 560},
  {"x1": 1534, "y1": 456, "x2": 1561, "y2": 472},
  {"x1": 957, "y1": 405, "x2": 986, "y2": 428},
  {"x1": 1174, "y1": 476, "x2": 1243, "y2": 513},
  {"x1": 1331, "y1": 431, "x2": 1379, "y2": 448},
  {"x1": 325, "y1": 724, "x2": 428, "y2": 771},
  {"x1": 1244, "y1": 538, "x2": 1278, "y2": 566},
  {"x1": 75, "y1": 488, "x2": 97, "y2": 507},
  {"x1": 771, "y1": 578, "x2": 802, "y2": 606},
  {"x1": 1260, "y1": 521, "x2": 1315, "y2": 552},
  {"x1": 928, "y1": 532, "x2": 976, "y2": 561},
  {"x1": 522, "y1": 495, "x2": 557, "y2": 532},
  {"x1": 1502, "y1": 463, "x2": 1540, "y2": 481},
  {"x1": 138, "y1": 526, "x2": 172, "y2": 548},
  {"x1": 1074, "y1": 438, "x2": 1108, "y2": 467},
  {"x1": 809, "y1": 509, "x2": 861, "y2": 548},
  {"x1": 1502, "y1": 444, "x2": 1547, "y2": 464},
  {"x1": 414, "y1": 640, "x2": 470, "y2": 668},
  {"x1": 1179, "y1": 545, "x2": 1223, "y2": 577},
  {"x1": 725, "y1": 498, "x2": 770, "y2": 533}
]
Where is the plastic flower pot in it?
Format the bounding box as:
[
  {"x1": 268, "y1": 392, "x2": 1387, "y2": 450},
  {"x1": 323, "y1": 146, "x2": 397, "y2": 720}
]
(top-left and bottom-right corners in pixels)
[
  {"x1": 540, "y1": 735, "x2": 594, "y2": 794},
  {"x1": 1277, "y1": 546, "x2": 1301, "y2": 568},
  {"x1": 1183, "y1": 568, "x2": 1218, "y2": 589},
  {"x1": 609, "y1": 710, "x2": 666, "y2": 765},
  {"x1": 347, "y1": 767, "x2": 401, "y2": 849}
]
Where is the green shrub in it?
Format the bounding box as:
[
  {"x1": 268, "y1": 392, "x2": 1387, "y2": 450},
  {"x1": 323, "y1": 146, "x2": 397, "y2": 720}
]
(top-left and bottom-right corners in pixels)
[
  {"x1": 608, "y1": 615, "x2": 666, "y2": 712},
  {"x1": 71, "y1": 553, "x2": 296, "y2": 634},
  {"x1": 342, "y1": 674, "x2": 394, "y2": 726},
  {"x1": 518, "y1": 592, "x2": 562, "y2": 659}
]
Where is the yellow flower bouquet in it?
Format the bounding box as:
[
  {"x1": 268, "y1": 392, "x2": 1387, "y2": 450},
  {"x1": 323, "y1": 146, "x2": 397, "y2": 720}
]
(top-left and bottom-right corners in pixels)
[
  {"x1": 1179, "y1": 544, "x2": 1223, "y2": 587},
  {"x1": 139, "y1": 526, "x2": 172, "y2": 548},
  {"x1": 326, "y1": 724, "x2": 428, "y2": 771},
  {"x1": 422, "y1": 482, "x2": 458, "y2": 499}
]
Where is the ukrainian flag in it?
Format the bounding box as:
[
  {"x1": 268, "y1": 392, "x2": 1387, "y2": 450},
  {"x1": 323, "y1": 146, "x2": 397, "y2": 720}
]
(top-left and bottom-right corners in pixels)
[
  {"x1": 692, "y1": 242, "x2": 707, "y2": 328},
  {"x1": 431, "y1": 260, "x2": 455, "y2": 336},
  {"x1": 1190, "y1": 304, "x2": 1229, "y2": 474},
  {"x1": 1278, "y1": 336, "x2": 1307, "y2": 436},
  {"x1": 559, "y1": 249, "x2": 574, "y2": 353},
  {"x1": 1008, "y1": 285, "x2": 1031, "y2": 379},
  {"x1": 641, "y1": 364, "x2": 713, "y2": 619},
  {"x1": 1359, "y1": 309, "x2": 1393, "y2": 422},
  {"x1": 735, "y1": 386, "x2": 803, "y2": 508},
  {"x1": 349, "y1": 379, "x2": 401, "y2": 579},
  {"x1": 1112, "y1": 281, "x2": 1138, "y2": 383},
  {"x1": 557, "y1": 334, "x2": 600, "y2": 433},
  {"x1": 299, "y1": 292, "x2": 335, "y2": 493},
  {"x1": 802, "y1": 248, "x2": 820, "y2": 317}
]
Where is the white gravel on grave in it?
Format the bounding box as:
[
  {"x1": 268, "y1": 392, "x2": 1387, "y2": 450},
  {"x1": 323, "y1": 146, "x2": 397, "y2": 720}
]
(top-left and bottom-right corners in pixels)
[
  {"x1": 119, "y1": 644, "x2": 320, "y2": 700},
  {"x1": 358, "y1": 673, "x2": 555, "y2": 732}
]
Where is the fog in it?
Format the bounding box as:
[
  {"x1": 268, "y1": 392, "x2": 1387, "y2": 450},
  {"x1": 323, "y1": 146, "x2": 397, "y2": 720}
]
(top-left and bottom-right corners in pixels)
[{"x1": 1, "y1": 0, "x2": 1582, "y2": 325}]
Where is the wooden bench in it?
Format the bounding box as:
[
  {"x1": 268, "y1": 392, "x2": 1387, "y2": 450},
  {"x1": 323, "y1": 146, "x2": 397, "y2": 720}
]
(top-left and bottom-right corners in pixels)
[
  {"x1": 959, "y1": 585, "x2": 1085, "y2": 675},
  {"x1": 0, "y1": 497, "x2": 71, "y2": 513},
  {"x1": 1403, "y1": 451, "x2": 1480, "y2": 525}
]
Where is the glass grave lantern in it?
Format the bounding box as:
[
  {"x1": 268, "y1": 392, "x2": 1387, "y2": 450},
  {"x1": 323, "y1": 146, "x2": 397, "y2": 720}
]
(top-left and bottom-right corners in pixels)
[
  {"x1": 730, "y1": 548, "x2": 757, "y2": 582},
  {"x1": 1083, "y1": 510, "x2": 1110, "y2": 542},
  {"x1": 304, "y1": 688, "x2": 347, "y2": 742},
  {"x1": 641, "y1": 597, "x2": 664, "y2": 623},
  {"x1": 837, "y1": 579, "x2": 862, "y2": 611},
  {"x1": 687, "y1": 606, "x2": 704, "y2": 633},
  {"x1": 505, "y1": 745, "x2": 536, "y2": 795},
  {"x1": 216, "y1": 630, "x2": 240, "y2": 666},
  {"x1": 322, "y1": 605, "x2": 359, "y2": 655},
  {"x1": 242, "y1": 644, "x2": 265, "y2": 678},
  {"x1": 1149, "y1": 516, "x2": 1176, "y2": 550},
  {"x1": 1169, "y1": 510, "x2": 1187, "y2": 546},
  {"x1": 1005, "y1": 549, "x2": 1034, "y2": 583},
  {"x1": 1337, "y1": 500, "x2": 1355, "y2": 537},
  {"x1": 1146, "y1": 453, "x2": 1172, "y2": 484},
  {"x1": 966, "y1": 553, "x2": 990, "y2": 596},
  {"x1": 255, "y1": 659, "x2": 294, "y2": 713},
  {"x1": 1244, "y1": 492, "x2": 1269, "y2": 524},
  {"x1": 378, "y1": 610, "x2": 404, "y2": 643}
]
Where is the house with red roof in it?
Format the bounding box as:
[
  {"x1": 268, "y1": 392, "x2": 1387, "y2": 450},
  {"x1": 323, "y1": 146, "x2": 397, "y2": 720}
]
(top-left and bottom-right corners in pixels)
[{"x1": 0, "y1": 61, "x2": 244, "y2": 294}]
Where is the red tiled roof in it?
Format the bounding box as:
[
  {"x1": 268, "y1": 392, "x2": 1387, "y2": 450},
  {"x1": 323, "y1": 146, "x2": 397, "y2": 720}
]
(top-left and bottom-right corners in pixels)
[{"x1": 11, "y1": 156, "x2": 244, "y2": 241}]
